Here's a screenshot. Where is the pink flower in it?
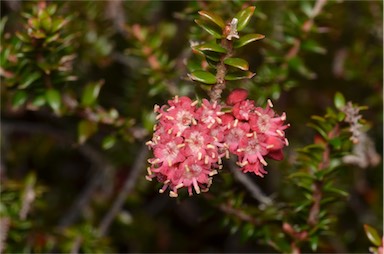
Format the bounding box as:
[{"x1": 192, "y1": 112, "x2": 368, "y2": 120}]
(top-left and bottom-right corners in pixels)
[
  {"x1": 232, "y1": 99, "x2": 255, "y2": 121},
  {"x1": 226, "y1": 88, "x2": 248, "y2": 105},
  {"x1": 196, "y1": 99, "x2": 224, "y2": 129},
  {"x1": 146, "y1": 96, "x2": 222, "y2": 197},
  {"x1": 224, "y1": 121, "x2": 250, "y2": 153},
  {"x1": 225, "y1": 89, "x2": 290, "y2": 176}
]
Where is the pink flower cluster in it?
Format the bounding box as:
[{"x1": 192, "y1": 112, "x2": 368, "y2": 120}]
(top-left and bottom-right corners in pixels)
[
  {"x1": 146, "y1": 89, "x2": 289, "y2": 197},
  {"x1": 224, "y1": 89, "x2": 289, "y2": 176}
]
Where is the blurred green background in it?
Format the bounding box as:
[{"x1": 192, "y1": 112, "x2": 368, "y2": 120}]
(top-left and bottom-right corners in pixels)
[{"x1": 1, "y1": 1, "x2": 382, "y2": 253}]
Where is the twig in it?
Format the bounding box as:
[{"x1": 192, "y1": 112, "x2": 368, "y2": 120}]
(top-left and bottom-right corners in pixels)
[
  {"x1": 228, "y1": 160, "x2": 273, "y2": 205},
  {"x1": 208, "y1": 21, "x2": 234, "y2": 102},
  {"x1": 1, "y1": 121, "x2": 115, "y2": 228},
  {"x1": 70, "y1": 236, "x2": 82, "y2": 254},
  {"x1": 307, "y1": 135, "x2": 330, "y2": 226},
  {"x1": 97, "y1": 143, "x2": 148, "y2": 237},
  {"x1": 284, "y1": 0, "x2": 327, "y2": 61},
  {"x1": 218, "y1": 202, "x2": 260, "y2": 226}
]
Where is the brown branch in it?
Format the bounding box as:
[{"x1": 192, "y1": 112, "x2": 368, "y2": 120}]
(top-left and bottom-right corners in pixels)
[
  {"x1": 97, "y1": 143, "x2": 148, "y2": 237},
  {"x1": 208, "y1": 23, "x2": 234, "y2": 103},
  {"x1": 228, "y1": 159, "x2": 273, "y2": 205},
  {"x1": 307, "y1": 135, "x2": 330, "y2": 226}
]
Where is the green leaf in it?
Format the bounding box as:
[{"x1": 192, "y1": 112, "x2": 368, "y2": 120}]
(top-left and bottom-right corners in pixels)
[
  {"x1": 31, "y1": 94, "x2": 46, "y2": 108},
  {"x1": 224, "y1": 58, "x2": 249, "y2": 71},
  {"x1": 364, "y1": 224, "x2": 382, "y2": 246},
  {"x1": 41, "y1": 15, "x2": 52, "y2": 32},
  {"x1": 0, "y1": 17, "x2": 8, "y2": 37},
  {"x1": 12, "y1": 90, "x2": 28, "y2": 108},
  {"x1": 310, "y1": 236, "x2": 319, "y2": 251},
  {"x1": 334, "y1": 92, "x2": 346, "y2": 110},
  {"x1": 19, "y1": 72, "x2": 41, "y2": 89},
  {"x1": 194, "y1": 41, "x2": 226, "y2": 53},
  {"x1": 78, "y1": 120, "x2": 98, "y2": 144},
  {"x1": 195, "y1": 19, "x2": 222, "y2": 39},
  {"x1": 203, "y1": 51, "x2": 221, "y2": 62},
  {"x1": 234, "y1": 6, "x2": 256, "y2": 31},
  {"x1": 302, "y1": 40, "x2": 326, "y2": 54},
  {"x1": 289, "y1": 172, "x2": 315, "y2": 180},
  {"x1": 81, "y1": 81, "x2": 103, "y2": 107},
  {"x1": 234, "y1": 33, "x2": 265, "y2": 48},
  {"x1": 198, "y1": 10, "x2": 225, "y2": 29},
  {"x1": 306, "y1": 123, "x2": 328, "y2": 139},
  {"x1": 102, "y1": 135, "x2": 116, "y2": 150},
  {"x1": 45, "y1": 88, "x2": 61, "y2": 114},
  {"x1": 225, "y1": 71, "x2": 255, "y2": 80},
  {"x1": 188, "y1": 70, "x2": 216, "y2": 84},
  {"x1": 288, "y1": 57, "x2": 316, "y2": 79},
  {"x1": 51, "y1": 18, "x2": 68, "y2": 33},
  {"x1": 325, "y1": 187, "x2": 349, "y2": 197}
]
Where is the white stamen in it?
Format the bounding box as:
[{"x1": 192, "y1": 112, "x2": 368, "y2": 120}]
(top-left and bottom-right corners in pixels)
[
  {"x1": 165, "y1": 115, "x2": 174, "y2": 120},
  {"x1": 209, "y1": 170, "x2": 218, "y2": 176},
  {"x1": 193, "y1": 178, "x2": 201, "y2": 194},
  {"x1": 207, "y1": 144, "x2": 215, "y2": 149},
  {"x1": 205, "y1": 156, "x2": 209, "y2": 164},
  {"x1": 234, "y1": 119, "x2": 239, "y2": 127}
]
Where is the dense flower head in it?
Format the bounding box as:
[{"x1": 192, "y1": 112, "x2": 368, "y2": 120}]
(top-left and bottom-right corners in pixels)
[
  {"x1": 146, "y1": 96, "x2": 223, "y2": 197},
  {"x1": 224, "y1": 90, "x2": 290, "y2": 176},
  {"x1": 146, "y1": 90, "x2": 289, "y2": 197}
]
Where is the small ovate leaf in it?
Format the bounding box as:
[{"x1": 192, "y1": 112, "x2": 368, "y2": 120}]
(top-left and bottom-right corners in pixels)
[
  {"x1": 41, "y1": 15, "x2": 52, "y2": 32},
  {"x1": 188, "y1": 70, "x2": 216, "y2": 84},
  {"x1": 12, "y1": 90, "x2": 28, "y2": 108},
  {"x1": 194, "y1": 41, "x2": 226, "y2": 53},
  {"x1": 224, "y1": 58, "x2": 249, "y2": 71},
  {"x1": 203, "y1": 51, "x2": 221, "y2": 62},
  {"x1": 334, "y1": 92, "x2": 346, "y2": 110},
  {"x1": 81, "y1": 81, "x2": 104, "y2": 107},
  {"x1": 51, "y1": 18, "x2": 68, "y2": 33},
  {"x1": 78, "y1": 120, "x2": 98, "y2": 144},
  {"x1": 102, "y1": 135, "x2": 116, "y2": 150},
  {"x1": 234, "y1": 6, "x2": 256, "y2": 31},
  {"x1": 198, "y1": 10, "x2": 225, "y2": 28},
  {"x1": 234, "y1": 33, "x2": 265, "y2": 48},
  {"x1": 45, "y1": 88, "x2": 61, "y2": 114},
  {"x1": 225, "y1": 71, "x2": 255, "y2": 81},
  {"x1": 364, "y1": 224, "x2": 382, "y2": 247},
  {"x1": 195, "y1": 19, "x2": 223, "y2": 39}
]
